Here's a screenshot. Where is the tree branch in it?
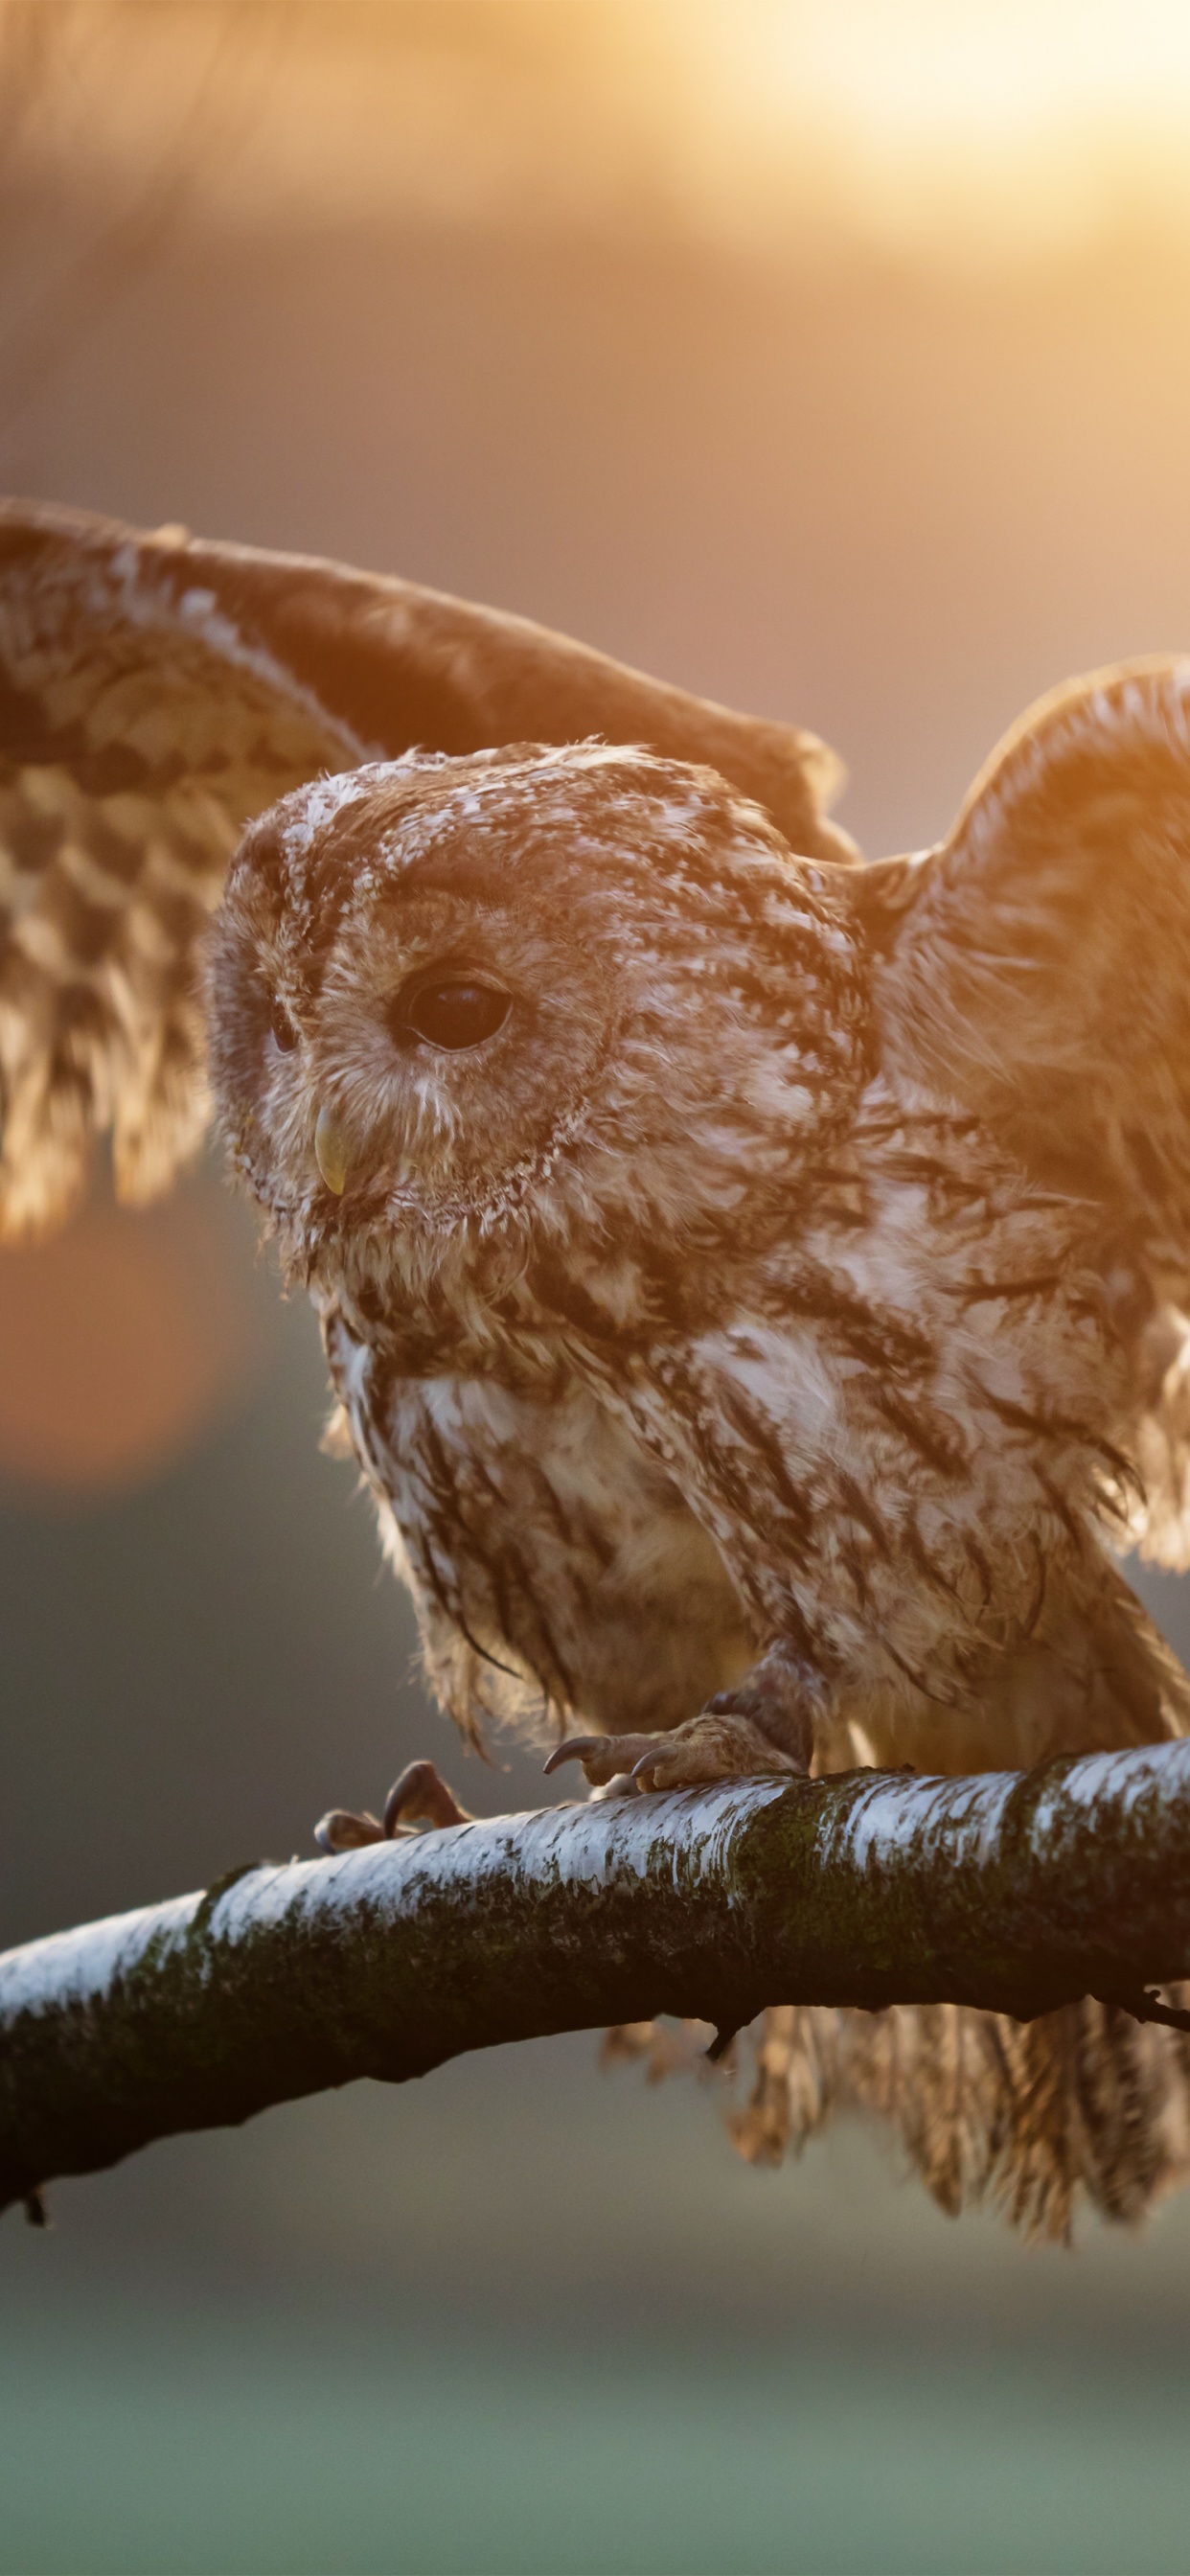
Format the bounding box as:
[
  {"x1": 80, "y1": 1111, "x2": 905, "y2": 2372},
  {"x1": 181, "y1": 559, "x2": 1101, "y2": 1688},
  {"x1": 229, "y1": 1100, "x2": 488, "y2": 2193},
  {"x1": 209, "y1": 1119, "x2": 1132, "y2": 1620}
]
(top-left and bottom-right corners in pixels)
[{"x1": 4, "y1": 1743, "x2": 1190, "y2": 2216}]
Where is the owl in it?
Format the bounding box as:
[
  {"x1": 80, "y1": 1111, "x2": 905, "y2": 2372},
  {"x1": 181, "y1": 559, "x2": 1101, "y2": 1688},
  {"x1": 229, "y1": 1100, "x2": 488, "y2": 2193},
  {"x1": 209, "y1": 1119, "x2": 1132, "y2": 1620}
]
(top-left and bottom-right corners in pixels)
[{"x1": 5, "y1": 495, "x2": 1190, "y2": 2240}]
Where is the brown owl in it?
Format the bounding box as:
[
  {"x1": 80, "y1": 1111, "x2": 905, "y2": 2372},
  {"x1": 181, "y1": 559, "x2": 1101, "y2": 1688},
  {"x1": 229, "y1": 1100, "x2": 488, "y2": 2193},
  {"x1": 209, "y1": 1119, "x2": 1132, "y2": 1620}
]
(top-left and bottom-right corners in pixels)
[{"x1": 5, "y1": 496, "x2": 1190, "y2": 2240}]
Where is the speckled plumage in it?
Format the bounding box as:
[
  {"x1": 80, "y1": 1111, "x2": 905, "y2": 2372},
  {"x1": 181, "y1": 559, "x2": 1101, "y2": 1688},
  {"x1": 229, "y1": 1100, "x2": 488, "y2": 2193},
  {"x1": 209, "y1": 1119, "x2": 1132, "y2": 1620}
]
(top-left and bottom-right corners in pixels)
[
  {"x1": 206, "y1": 724, "x2": 1190, "y2": 1793},
  {"x1": 9, "y1": 499, "x2": 1190, "y2": 2238}
]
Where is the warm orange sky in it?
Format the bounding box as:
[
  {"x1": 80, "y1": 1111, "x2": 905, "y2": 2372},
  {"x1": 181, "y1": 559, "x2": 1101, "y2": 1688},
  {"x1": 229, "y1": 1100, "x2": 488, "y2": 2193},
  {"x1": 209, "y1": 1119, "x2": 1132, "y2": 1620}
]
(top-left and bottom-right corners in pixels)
[{"x1": 15, "y1": 2, "x2": 1190, "y2": 268}]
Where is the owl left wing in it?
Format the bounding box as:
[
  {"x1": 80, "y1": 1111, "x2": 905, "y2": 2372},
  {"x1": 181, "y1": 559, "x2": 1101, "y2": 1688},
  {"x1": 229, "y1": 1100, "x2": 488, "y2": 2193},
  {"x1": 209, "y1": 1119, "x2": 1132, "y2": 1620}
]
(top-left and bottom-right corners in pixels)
[
  {"x1": 0, "y1": 496, "x2": 852, "y2": 1237},
  {"x1": 859, "y1": 658, "x2": 1190, "y2": 1559}
]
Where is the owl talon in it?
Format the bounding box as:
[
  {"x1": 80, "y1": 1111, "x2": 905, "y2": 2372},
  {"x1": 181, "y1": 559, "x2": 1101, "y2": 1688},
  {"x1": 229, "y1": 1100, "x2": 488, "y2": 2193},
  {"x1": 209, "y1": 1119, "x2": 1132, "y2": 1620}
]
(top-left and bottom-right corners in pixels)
[
  {"x1": 543, "y1": 1735, "x2": 607, "y2": 1776},
  {"x1": 313, "y1": 1761, "x2": 470, "y2": 1854},
  {"x1": 629, "y1": 1711, "x2": 799, "y2": 1791},
  {"x1": 382, "y1": 1760, "x2": 471, "y2": 1833},
  {"x1": 544, "y1": 1733, "x2": 661, "y2": 1788},
  {"x1": 313, "y1": 1806, "x2": 384, "y2": 1853}
]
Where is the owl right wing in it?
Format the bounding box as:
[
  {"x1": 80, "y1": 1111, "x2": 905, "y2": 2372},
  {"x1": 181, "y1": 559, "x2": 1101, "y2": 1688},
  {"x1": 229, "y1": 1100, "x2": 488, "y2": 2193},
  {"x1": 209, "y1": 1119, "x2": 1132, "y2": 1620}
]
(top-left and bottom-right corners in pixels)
[
  {"x1": 0, "y1": 496, "x2": 853, "y2": 1237},
  {"x1": 859, "y1": 658, "x2": 1190, "y2": 1563}
]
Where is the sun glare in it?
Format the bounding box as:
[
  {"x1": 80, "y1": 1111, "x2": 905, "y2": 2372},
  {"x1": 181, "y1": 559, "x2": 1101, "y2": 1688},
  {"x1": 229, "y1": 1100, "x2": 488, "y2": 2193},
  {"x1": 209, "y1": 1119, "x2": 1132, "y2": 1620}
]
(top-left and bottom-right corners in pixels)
[
  {"x1": 649, "y1": 1, "x2": 1190, "y2": 262},
  {"x1": 15, "y1": 1, "x2": 1190, "y2": 268},
  {"x1": 736, "y1": 1, "x2": 1190, "y2": 145}
]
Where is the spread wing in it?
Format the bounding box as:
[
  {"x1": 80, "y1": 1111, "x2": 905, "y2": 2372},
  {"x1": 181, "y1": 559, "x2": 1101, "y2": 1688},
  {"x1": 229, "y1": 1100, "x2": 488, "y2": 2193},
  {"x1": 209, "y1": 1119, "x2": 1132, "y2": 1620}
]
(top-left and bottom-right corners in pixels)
[
  {"x1": 0, "y1": 505, "x2": 366, "y2": 1235},
  {"x1": 0, "y1": 496, "x2": 852, "y2": 1237},
  {"x1": 862, "y1": 658, "x2": 1190, "y2": 1560}
]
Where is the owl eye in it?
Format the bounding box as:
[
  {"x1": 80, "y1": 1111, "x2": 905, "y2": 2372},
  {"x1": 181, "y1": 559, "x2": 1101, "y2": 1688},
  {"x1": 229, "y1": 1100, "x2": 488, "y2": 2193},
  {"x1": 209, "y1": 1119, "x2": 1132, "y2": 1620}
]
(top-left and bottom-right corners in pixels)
[
  {"x1": 397, "y1": 979, "x2": 511, "y2": 1051},
  {"x1": 268, "y1": 1000, "x2": 300, "y2": 1054}
]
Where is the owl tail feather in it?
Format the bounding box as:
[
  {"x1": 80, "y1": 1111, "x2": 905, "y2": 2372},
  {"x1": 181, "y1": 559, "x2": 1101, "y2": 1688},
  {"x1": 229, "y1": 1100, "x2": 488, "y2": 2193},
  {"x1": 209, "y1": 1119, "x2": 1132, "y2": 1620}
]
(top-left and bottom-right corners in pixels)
[
  {"x1": 607, "y1": 1996, "x2": 1190, "y2": 2242},
  {"x1": 728, "y1": 1997, "x2": 1190, "y2": 2242}
]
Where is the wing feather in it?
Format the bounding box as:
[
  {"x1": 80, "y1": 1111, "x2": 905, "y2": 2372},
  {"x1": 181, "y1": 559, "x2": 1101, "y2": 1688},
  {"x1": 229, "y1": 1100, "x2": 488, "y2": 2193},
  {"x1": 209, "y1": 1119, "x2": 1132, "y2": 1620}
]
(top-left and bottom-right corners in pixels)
[
  {"x1": 861, "y1": 658, "x2": 1190, "y2": 1566},
  {"x1": 0, "y1": 508, "x2": 366, "y2": 1232},
  {"x1": 865, "y1": 659, "x2": 1190, "y2": 1258},
  {"x1": 0, "y1": 497, "x2": 851, "y2": 1234}
]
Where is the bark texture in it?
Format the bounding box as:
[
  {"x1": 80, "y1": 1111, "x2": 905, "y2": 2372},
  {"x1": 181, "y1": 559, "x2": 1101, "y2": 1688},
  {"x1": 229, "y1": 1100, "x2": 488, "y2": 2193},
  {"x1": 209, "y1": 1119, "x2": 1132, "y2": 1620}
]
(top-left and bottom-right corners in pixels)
[{"x1": 3, "y1": 1747, "x2": 1190, "y2": 2215}]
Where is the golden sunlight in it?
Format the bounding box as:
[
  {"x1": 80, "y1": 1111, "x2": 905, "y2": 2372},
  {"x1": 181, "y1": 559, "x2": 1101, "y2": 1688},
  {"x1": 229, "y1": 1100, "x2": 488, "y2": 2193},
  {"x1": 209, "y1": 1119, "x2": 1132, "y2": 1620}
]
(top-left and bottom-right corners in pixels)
[
  {"x1": 732, "y1": 1, "x2": 1190, "y2": 143},
  {"x1": 677, "y1": 0, "x2": 1190, "y2": 260},
  {"x1": 14, "y1": 1, "x2": 1190, "y2": 269}
]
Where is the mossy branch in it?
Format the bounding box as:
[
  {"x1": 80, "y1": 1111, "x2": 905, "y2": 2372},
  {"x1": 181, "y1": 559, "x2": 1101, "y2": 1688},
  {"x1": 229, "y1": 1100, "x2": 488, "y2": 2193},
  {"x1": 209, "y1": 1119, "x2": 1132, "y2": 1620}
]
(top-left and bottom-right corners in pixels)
[{"x1": 4, "y1": 1745, "x2": 1190, "y2": 2216}]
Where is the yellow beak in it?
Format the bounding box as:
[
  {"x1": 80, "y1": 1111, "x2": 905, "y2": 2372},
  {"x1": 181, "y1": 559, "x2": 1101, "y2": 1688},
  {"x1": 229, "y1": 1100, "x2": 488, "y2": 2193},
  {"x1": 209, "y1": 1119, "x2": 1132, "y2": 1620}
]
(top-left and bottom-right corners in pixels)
[{"x1": 314, "y1": 1104, "x2": 350, "y2": 1196}]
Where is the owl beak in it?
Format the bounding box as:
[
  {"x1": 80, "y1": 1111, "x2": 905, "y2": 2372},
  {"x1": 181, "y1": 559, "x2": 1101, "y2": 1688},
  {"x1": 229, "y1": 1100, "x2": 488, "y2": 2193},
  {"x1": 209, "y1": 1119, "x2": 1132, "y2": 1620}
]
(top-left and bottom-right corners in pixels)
[{"x1": 314, "y1": 1103, "x2": 350, "y2": 1197}]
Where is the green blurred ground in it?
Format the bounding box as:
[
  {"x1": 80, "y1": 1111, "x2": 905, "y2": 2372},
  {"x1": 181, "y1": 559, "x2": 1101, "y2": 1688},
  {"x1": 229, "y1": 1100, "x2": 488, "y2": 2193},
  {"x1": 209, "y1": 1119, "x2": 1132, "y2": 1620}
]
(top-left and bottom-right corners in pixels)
[
  {"x1": 4, "y1": 2289, "x2": 1190, "y2": 2576},
  {"x1": 6, "y1": 2070, "x2": 1190, "y2": 2576},
  {"x1": 7, "y1": 2056, "x2": 1190, "y2": 2576}
]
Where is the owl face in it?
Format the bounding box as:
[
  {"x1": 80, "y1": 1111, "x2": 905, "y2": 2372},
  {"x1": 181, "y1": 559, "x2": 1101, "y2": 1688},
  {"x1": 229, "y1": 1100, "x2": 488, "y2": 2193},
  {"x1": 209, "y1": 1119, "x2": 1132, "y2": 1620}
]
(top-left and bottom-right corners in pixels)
[{"x1": 205, "y1": 742, "x2": 868, "y2": 1322}]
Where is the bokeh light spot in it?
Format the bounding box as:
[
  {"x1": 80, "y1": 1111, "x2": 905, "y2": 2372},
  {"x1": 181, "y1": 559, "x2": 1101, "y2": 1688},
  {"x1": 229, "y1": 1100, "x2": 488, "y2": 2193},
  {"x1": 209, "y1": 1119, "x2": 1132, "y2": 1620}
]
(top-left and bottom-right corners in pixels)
[{"x1": 0, "y1": 1184, "x2": 263, "y2": 1500}]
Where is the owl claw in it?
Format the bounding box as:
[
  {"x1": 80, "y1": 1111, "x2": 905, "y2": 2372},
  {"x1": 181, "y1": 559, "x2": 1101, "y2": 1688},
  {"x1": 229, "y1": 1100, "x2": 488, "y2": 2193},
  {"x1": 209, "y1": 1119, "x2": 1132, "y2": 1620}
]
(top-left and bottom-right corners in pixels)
[
  {"x1": 543, "y1": 1719, "x2": 793, "y2": 1792},
  {"x1": 313, "y1": 1806, "x2": 383, "y2": 1853},
  {"x1": 543, "y1": 1735, "x2": 606, "y2": 1776},
  {"x1": 382, "y1": 1760, "x2": 470, "y2": 1833},
  {"x1": 313, "y1": 1760, "x2": 470, "y2": 1854},
  {"x1": 544, "y1": 1733, "x2": 660, "y2": 1788},
  {"x1": 629, "y1": 1711, "x2": 800, "y2": 1791}
]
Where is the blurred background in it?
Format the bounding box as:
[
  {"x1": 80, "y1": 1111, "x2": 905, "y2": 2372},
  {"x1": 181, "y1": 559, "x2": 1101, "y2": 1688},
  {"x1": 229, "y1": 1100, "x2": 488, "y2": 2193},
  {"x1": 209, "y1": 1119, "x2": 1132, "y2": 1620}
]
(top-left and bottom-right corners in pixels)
[{"x1": 5, "y1": 5, "x2": 1190, "y2": 2569}]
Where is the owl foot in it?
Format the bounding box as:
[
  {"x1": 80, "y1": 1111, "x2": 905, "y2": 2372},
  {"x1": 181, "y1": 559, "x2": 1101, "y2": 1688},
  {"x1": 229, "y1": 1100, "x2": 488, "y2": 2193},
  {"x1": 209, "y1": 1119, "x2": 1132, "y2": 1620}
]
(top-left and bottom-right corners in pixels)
[
  {"x1": 313, "y1": 1759, "x2": 471, "y2": 1853},
  {"x1": 544, "y1": 1643, "x2": 816, "y2": 1794},
  {"x1": 629, "y1": 1711, "x2": 802, "y2": 1789},
  {"x1": 701, "y1": 1645, "x2": 816, "y2": 1772},
  {"x1": 543, "y1": 1712, "x2": 799, "y2": 1794}
]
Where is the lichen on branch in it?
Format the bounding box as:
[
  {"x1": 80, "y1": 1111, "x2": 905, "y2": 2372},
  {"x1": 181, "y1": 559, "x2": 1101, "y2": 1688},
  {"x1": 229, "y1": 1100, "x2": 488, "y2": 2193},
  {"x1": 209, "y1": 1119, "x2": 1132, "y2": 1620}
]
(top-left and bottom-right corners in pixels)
[{"x1": 3, "y1": 1746, "x2": 1190, "y2": 2227}]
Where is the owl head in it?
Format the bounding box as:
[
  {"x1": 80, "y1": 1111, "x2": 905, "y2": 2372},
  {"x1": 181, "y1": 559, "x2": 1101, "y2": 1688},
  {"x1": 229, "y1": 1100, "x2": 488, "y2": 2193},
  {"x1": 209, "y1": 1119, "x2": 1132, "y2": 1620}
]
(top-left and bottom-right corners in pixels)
[{"x1": 205, "y1": 741, "x2": 868, "y2": 1332}]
